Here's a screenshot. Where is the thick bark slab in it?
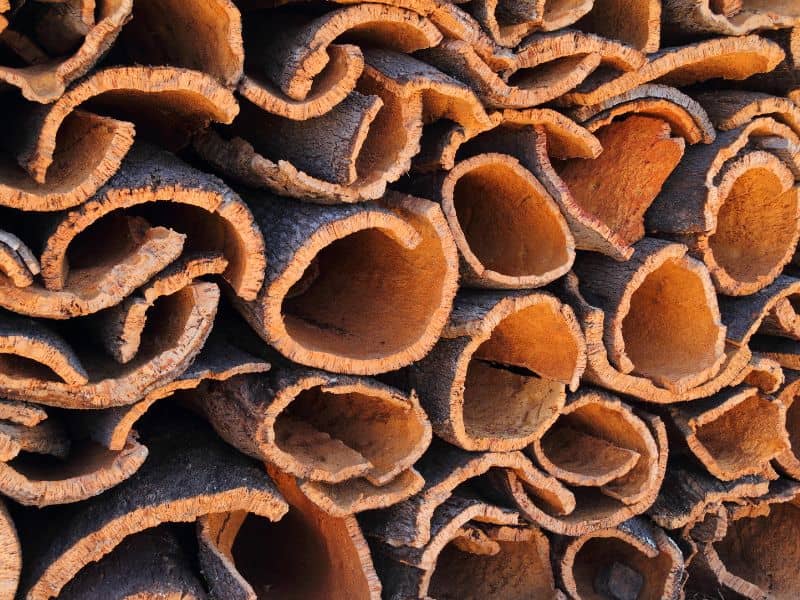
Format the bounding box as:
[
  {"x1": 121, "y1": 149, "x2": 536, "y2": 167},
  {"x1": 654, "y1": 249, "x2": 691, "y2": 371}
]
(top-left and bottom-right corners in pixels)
[
  {"x1": 198, "y1": 468, "x2": 381, "y2": 599},
  {"x1": 577, "y1": 0, "x2": 661, "y2": 53},
  {"x1": 0, "y1": 417, "x2": 68, "y2": 462},
  {"x1": 15, "y1": 414, "x2": 288, "y2": 600},
  {"x1": 772, "y1": 370, "x2": 800, "y2": 479},
  {"x1": 0, "y1": 0, "x2": 131, "y2": 103},
  {"x1": 559, "y1": 35, "x2": 785, "y2": 106},
  {"x1": 573, "y1": 238, "x2": 726, "y2": 393},
  {"x1": 467, "y1": 0, "x2": 592, "y2": 47},
  {"x1": 12, "y1": 66, "x2": 238, "y2": 183},
  {"x1": 234, "y1": 191, "x2": 458, "y2": 374},
  {"x1": 407, "y1": 290, "x2": 585, "y2": 451},
  {"x1": 718, "y1": 275, "x2": 800, "y2": 345},
  {"x1": 666, "y1": 385, "x2": 789, "y2": 481},
  {"x1": 553, "y1": 517, "x2": 684, "y2": 600},
  {"x1": 663, "y1": 0, "x2": 800, "y2": 37},
  {"x1": 648, "y1": 118, "x2": 800, "y2": 295},
  {"x1": 693, "y1": 89, "x2": 800, "y2": 137},
  {"x1": 0, "y1": 400, "x2": 46, "y2": 428},
  {"x1": 0, "y1": 229, "x2": 38, "y2": 287},
  {"x1": 0, "y1": 500, "x2": 19, "y2": 600},
  {"x1": 59, "y1": 527, "x2": 208, "y2": 599}
]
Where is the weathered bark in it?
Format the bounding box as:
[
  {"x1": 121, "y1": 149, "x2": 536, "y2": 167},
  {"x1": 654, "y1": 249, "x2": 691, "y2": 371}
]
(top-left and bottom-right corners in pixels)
[
  {"x1": 718, "y1": 275, "x2": 800, "y2": 345},
  {"x1": 572, "y1": 238, "x2": 726, "y2": 393},
  {"x1": 559, "y1": 35, "x2": 785, "y2": 106},
  {"x1": 553, "y1": 517, "x2": 684, "y2": 600},
  {"x1": 0, "y1": 417, "x2": 68, "y2": 462},
  {"x1": 198, "y1": 468, "x2": 381, "y2": 599},
  {"x1": 467, "y1": 0, "x2": 592, "y2": 47},
  {"x1": 407, "y1": 290, "x2": 585, "y2": 451},
  {"x1": 744, "y1": 354, "x2": 785, "y2": 393},
  {"x1": 0, "y1": 500, "x2": 19, "y2": 600},
  {"x1": 59, "y1": 527, "x2": 208, "y2": 600},
  {"x1": 663, "y1": 0, "x2": 800, "y2": 37},
  {"x1": 773, "y1": 370, "x2": 800, "y2": 480},
  {"x1": 15, "y1": 413, "x2": 288, "y2": 600},
  {"x1": 0, "y1": 0, "x2": 131, "y2": 103},
  {"x1": 233, "y1": 191, "x2": 458, "y2": 374},
  {"x1": 693, "y1": 89, "x2": 800, "y2": 137},
  {"x1": 577, "y1": 0, "x2": 662, "y2": 53},
  {"x1": 0, "y1": 400, "x2": 47, "y2": 428},
  {"x1": 648, "y1": 118, "x2": 800, "y2": 295}
]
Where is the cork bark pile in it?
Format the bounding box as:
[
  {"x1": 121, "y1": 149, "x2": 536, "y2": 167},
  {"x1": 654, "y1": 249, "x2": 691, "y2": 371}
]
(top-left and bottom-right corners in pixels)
[{"x1": 0, "y1": 0, "x2": 799, "y2": 598}]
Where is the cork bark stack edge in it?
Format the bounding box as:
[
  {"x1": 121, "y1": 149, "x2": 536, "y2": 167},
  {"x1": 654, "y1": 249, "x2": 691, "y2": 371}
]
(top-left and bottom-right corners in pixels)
[{"x1": 0, "y1": 1, "x2": 799, "y2": 599}]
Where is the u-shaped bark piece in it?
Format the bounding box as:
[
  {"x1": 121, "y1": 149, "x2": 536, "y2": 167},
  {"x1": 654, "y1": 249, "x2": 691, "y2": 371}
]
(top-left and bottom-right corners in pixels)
[
  {"x1": 0, "y1": 110, "x2": 134, "y2": 211},
  {"x1": 233, "y1": 191, "x2": 457, "y2": 374},
  {"x1": 647, "y1": 118, "x2": 800, "y2": 296},
  {"x1": 12, "y1": 66, "x2": 238, "y2": 184},
  {"x1": 773, "y1": 370, "x2": 800, "y2": 479},
  {"x1": 193, "y1": 368, "x2": 431, "y2": 513},
  {"x1": 573, "y1": 238, "x2": 726, "y2": 393},
  {"x1": 576, "y1": 0, "x2": 661, "y2": 53},
  {"x1": 198, "y1": 468, "x2": 381, "y2": 600},
  {"x1": 119, "y1": 0, "x2": 243, "y2": 87},
  {"x1": 568, "y1": 84, "x2": 716, "y2": 144},
  {"x1": 15, "y1": 414, "x2": 288, "y2": 600},
  {"x1": 553, "y1": 517, "x2": 684, "y2": 600},
  {"x1": 0, "y1": 0, "x2": 131, "y2": 103},
  {"x1": 0, "y1": 418, "x2": 69, "y2": 462},
  {"x1": 58, "y1": 527, "x2": 208, "y2": 600},
  {"x1": 427, "y1": 152, "x2": 575, "y2": 288},
  {"x1": 693, "y1": 90, "x2": 800, "y2": 137},
  {"x1": 370, "y1": 497, "x2": 558, "y2": 600},
  {"x1": 407, "y1": 290, "x2": 585, "y2": 451},
  {"x1": 531, "y1": 389, "x2": 664, "y2": 508},
  {"x1": 560, "y1": 34, "x2": 785, "y2": 106},
  {"x1": 467, "y1": 0, "x2": 592, "y2": 47},
  {"x1": 35, "y1": 143, "x2": 264, "y2": 301},
  {"x1": 0, "y1": 500, "x2": 19, "y2": 600},
  {"x1": 663, "y1": 0, "x2": 800, "y2": 37}
]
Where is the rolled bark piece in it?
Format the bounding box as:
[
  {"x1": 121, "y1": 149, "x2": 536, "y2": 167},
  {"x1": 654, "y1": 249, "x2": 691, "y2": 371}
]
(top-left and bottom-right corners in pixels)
[
  {"x1": 573, "y1": 238, "x2": 726, "y2": 393},
  {"x1": 13, "y1": 66, "x2": 238, "y2": 184},
  {"x1": 119, "y1": 0, "x2": 243, "y2": 87},
  {"x1": 531, "y1": 389, "x2": 664, "y2": 508},
  {"x1": 686, "y1": 481, "x2": 800, "y2": 599},
  {"x1": 360, "y1": 439, "x2": 573, "y2": 547},
  {"x1": 407, "y1": 290, "x2": 585, "y2": 451},
  {"x1": 693, "y1": 89, "x2": 800, "y2": 137},
  {"x1": 554, "y1": 271, "x2": 753, "y2": 402},
  {"x1": 576, "y1": 0, "x2": 661, "y2": 53},
  {"x1": 59, "y1": 527, "x2": 208, "y2": 600},
  {"x1": 554, "y1": 517, "x2": 684, "y2": 600},
  {"x1": 559, "y1": 35, "x2": 785, "y2": 106},
  {"x1": 34, "y1": 143, "x2": 264, "y2": 301},
  {"x1": 568, "y1": 84, "x2": 716, "y2": 144},
  {"x1": 15, "y1": 413, "x2": 288, "y2": 600},
  {"x1": 193, "y1": 367, "x2": 430, "y2": 513},
  {"x1": 648, "y1": 464, "x2": 769, "y2": 530},
  {"x1": 0, "y1": 0, "x2": 131, "y2": 103},
  {"x1": 667, "y1": 385, "x2": 789, "y2": 481},
  {"x1": 426, "y1": 152, "x2": 574, "y2": 287},
  {"x1": 0, "y1": 217, "x2": 185, "y2": 319},
  {"x1": 559, "y1": 115, "x2": 685, "y2": 250},
  {"x1": 0, "y1": 110, "x2": 134, "y2": 211},
  {"x1": 198, "y1": 468, "x2": 381, "y2": 599},
  {"x1": 647, "y1": 118, "x2": 800, "y2": 295},
  {"x1": 72, "y1": 331, "x2": 271, "y2": 451},
  {"x1": 663, "y1": 0, "x2": 800, "y2": 37},
  {"x1": 234, "y1": 191, "x2": 457, "y2": 374},
  {"x1": 371, "y1": 498, "x2": 559, "y2": 600},
  {"x1": 0, "y1": 500, "x2": 20, "y2": 600},
  {"x1": 0, "y1": 418, "x2": 69, "y2": 462},
  {"x1": 0, "y1": 281, "x2": 219, "y2": 408},
  {"x1": 467, "y1": 0, "x2": 592, "y2": 47}
]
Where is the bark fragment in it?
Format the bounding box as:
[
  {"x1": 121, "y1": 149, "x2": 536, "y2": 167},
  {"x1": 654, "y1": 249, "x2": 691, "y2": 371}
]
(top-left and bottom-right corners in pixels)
[
  {"x1": 577, "y1": 0, "x2": 662, "y2": 53},
  {"x1": 663, "y1": 0, "x2": 800, "y2": 37},
  {"x1": 0, "y1": 500, "x2": 19, "y2": 600}
]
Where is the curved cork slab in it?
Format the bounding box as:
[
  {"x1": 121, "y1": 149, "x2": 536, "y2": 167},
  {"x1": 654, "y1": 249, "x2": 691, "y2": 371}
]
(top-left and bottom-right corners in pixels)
[
  {"x1": 560, "y1": 34, "x2": 785, "y2": 106},
  {"x1": 554, "y1": 517, "x2": 684, "y2": 600},
  {"x1": 774, "y1": 370, "x2": 800, "y2": 479},
  {"x1": 119, "y1": 0, "x2": 243, "y2": 87},
  {"x1": 16, "y1": 415, "x2": 288, "y2": 600},
  {"x1": 194, "y1": 368, "x2": 430, "y2": 509},
  {"x1": 0, "y1": 418, "x2": 69, "y2": 462},
  {"x1": 647, "y1": 118, "x2": 800, "y2": 295},
  {"x1": 235, "y1": 191, "x2": 458, "y2": 374},
  {"x1": 0, "y1": 281, "x2": 219, "y2": 409},
  {"x1": 198, "y1": 469, "x2": 381, "y2": 599},
  {"x1": 667, "y1": 386, "x2": 789, "y2": 481},
  {"x1": 36, "y1": 143, "x2": 265, "y2": 301},
  {"x1": 573, "y1": 238, "x2": 726, "y2": 393},
  {"x1": 569, "y1": 84, "x2": 716, "y2": 144},
  {"x1": 467, "y1": 0, "x2": 592, "y2": 47},
  {"x1": 408, "y1": 290, "x2": 585, "y2": 451},
  {"x1": 0, "y1": 0, "x2": 131, "y2": 103},
  {"x1": 577, "y1": 0, "x2": 661, "y2": 53},
  {"x1": 693, "y1": 89, "x2": 800, "y2": 137},
  {"x1": 13, "y1": 66, "x2": 238, "y2": 184},
  {"x1": 0, "y1": 111, "x2": 134, "y2": 211},
  {"x1": 371, "y1": 498, "x2": 558, "y2": 600},
  {"x1": 0, "y1": 230, "x2": 38, "y2": 288},
  {"x1": 58, "y1": 527, "x2": 208, "y2": 600},
  {"x1": 0, "y1": 400, "x2": 47, "y2": 428},
  {"x1": 532, "y1": 389, "x2": 664, "y2": 507},
  {"x1": 0, "y1": 500, "x2": 19, "y2": 600},
  {"x1": 663, "y1": 0, "x2": 800, "y2": 37}
]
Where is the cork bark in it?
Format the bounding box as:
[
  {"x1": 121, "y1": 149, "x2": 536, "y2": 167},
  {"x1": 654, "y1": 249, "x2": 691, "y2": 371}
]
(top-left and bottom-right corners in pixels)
[
  {"x1": 663, "y1": 0, "x2": 800, "y2": 37},
  {"x1": 576, "y1": 0, "x2": 661, "y2": 52},
  {"x1": 0, "y1": 500, "x2": 19, "y2": 600}
]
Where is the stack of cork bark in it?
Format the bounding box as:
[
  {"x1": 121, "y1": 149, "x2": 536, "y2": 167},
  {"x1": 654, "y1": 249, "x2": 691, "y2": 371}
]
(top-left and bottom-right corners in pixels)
[{"x1": 0, "y1": 0, "x2": 800, "y2": 598}]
